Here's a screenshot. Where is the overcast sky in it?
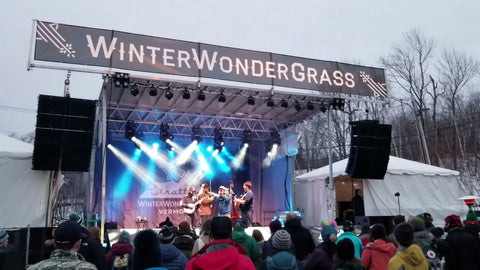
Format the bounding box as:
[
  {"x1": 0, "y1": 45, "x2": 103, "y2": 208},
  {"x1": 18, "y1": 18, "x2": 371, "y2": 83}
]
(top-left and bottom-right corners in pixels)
[{"x1": 0, "y1": 0, "x2": 479, "y2": 133}]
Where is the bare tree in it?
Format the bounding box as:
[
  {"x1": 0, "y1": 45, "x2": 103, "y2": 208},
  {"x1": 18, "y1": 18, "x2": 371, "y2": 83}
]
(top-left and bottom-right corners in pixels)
[
  {"x1": 437, "y1": 49, "x2": 480, "y2": 170},
  {"x1": 381, "y1": 28, "x2": 435, "y2": 164}
]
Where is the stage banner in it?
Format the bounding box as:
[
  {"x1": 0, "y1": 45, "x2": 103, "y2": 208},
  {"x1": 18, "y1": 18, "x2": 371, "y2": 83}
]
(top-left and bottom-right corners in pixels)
[{"x1": 31, "y1": 20, "x2": 387, "y2": 98}]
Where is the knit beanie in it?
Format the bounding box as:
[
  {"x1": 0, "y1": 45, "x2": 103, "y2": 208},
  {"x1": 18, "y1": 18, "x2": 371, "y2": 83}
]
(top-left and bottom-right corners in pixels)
[
  {"x1": 444, "y1": 214, "x2": 463, "y2": 232},
  {"x1": 272, "y1": 229, "x2": 291, "y2": 251},
  {"x1": 410, "y1": 217, "x2": 425, "y2": 232},
  {"x1": 269, "y1": 219, "x2": 282, "y2": 234},
  {"x1": 0, "y1": 229, "x2": 8, "y2": 244},
  {"x1": 336, "y1": 238, "x2": 355, "y2": 260},
  {"x1": 159, "y1": 227, "x2": 174, "y2": 243},
  {"x1": 430, "y1": 227, "x2": 444, "y2": 238},
  {"x1": 321, "y1": 225, "x2": 337, "y2": 242},
  {"x1": 69, "y1": 213, "x2": 83, "y2": 224},
  {"x1": 466, "y1": 210, "x2": 479, "y2": 225},
  {"x1": 118, "y1": 230, "x2": 130, "y2": 243},
  {"x1": 370, "y1": 223, "x2": 386, "y2": 240},
  {"x1": 394, "y1": 222, "x2": 414, "y2": 247},
  {"x1": 342, "y1": 220, "x2": 354, "y2": 232}
]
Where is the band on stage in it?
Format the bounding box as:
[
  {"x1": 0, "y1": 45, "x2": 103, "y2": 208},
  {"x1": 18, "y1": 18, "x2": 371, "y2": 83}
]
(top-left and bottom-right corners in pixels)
[{"x1": 179, "y1": 180, "x2": 254, "y2": 228}]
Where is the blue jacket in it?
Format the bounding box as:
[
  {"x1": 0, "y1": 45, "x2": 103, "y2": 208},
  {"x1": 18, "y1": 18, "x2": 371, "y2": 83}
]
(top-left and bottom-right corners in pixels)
[
  {"x1": 160, "y1": 243, "x2": 188, "y2": 270},
  {"x1": 215, "y1": 194, "x2": 231, "y2": 215}
]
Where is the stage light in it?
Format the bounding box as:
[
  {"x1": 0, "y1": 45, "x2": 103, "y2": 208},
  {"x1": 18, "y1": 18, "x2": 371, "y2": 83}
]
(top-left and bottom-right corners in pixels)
[
  {"x1": 266, "y1": 97, "x2": 275, "y2": 107},
  {"x1": 130, "y1": 84, "x2": 139, "y2": 96},
  {"x1": 149, "y1": 85, "x2": 157, "y2": 96},
  {"x1": 160, "y1": 123, "x2": 173, "y2": 142},
  {"x1": 247, "y1": 95, "x2": 255, "y2": 105},
  {"x1": 242, "y1": 129, "x2": 252, "y2": 145},
  {"x1": 280, "y1": 99, "x2": 288, "y2": 108},
  {"x1": 114, "y1": 72, "x2": 130, "y2": 88},
  {"x1": 294, "y1": 100, "x2": 302, "y2": 111},
  {"x1": 307, "y1": 101, "x2": 314, "y2": 110},
  {"x1": 272, "y1": 131, "x2": 281, "y2": 146},
  {"x1": 332, "y1": 98, "x2": 345, "y2": 111},
  {"x1": 165, "y1": 87, "x2": 174, "y2": 100},
  {"x1": 191, "y1": 125, "x2": 203, "y2": 143},
  {"x1": 183, "y1": 88, "x2": 191, "y2": 99},
  {"x1": 197, "y1": 90, "x2": 206, "y2": 101},
  {"x1": 125, "y1": 120, "x2": 136, "y2": 140},
  {"x1": 218, "y1": 93, "x2": 226, "y2": 103},
  {"x1": 320, "y1": 104, "x2": 327, "y2": 113},
  {"x1": 214, "y1": 126, "x2": 224, "y2": 152}
]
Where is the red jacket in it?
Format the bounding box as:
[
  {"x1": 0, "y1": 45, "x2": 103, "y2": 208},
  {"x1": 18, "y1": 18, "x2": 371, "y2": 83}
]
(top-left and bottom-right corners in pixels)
[
  {"x1": 360, "y1": 239, "x2": 396, "y2": 270},
  {"x1": 185, "y1": 239, "x2": 255, "y2": 270}
]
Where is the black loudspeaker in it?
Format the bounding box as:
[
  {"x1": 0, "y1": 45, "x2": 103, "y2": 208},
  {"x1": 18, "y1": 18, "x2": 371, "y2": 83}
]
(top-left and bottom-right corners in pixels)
[
  {"x1": 32, "y1": 95, "x2": 96, "y2": 172},
  {"x1": 345, "y1": 120, "x2": 392, "y2": 179}
]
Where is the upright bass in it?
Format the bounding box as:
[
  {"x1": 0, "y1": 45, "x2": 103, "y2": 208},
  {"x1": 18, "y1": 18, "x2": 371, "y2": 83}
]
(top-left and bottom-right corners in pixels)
[{"x1": 229, "y1": 180, "x2": 242, "y2": 223}]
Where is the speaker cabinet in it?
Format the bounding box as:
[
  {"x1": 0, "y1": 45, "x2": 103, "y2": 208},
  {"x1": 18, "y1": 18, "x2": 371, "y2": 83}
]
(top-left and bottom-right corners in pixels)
[
  {"x1": 32, "y1": 95, "x2": 96, "y2": 172},
  {"x1": 345, "y1": 120, "x2": 392, "y2": 179}
]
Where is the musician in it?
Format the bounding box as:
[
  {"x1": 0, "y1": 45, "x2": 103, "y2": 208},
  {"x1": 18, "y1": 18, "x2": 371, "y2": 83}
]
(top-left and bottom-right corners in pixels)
[
  {"x1": 214, "y1": 186, "x2": 231, "y2": 217},
  {"x1": 180, "y1": 186, "x2": 198, "y2": 229},
  {"x1": 197, "y1": 183, "x2": 216, "y2": 225},
  {"x1": 236, "y1": 181, "x2": 254, "y2": 228}
]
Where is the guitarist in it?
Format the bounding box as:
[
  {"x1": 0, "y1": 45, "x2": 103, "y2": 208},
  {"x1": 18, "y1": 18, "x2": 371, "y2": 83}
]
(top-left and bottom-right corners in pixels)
[
  {"x1": 180, "y1": 186, "x2": 198, "y2": 229},
  {"x1": 235, "y1": 181, "x2": 254, "y2": 228}
]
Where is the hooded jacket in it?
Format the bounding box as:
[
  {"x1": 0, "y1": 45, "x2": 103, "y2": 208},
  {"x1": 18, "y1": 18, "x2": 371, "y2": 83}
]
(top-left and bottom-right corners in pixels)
[
  {"x1": 185, "y1": 239, "x2": 255, "y2": 270},
  {"x1": 387, "y1": 244, "x2": 429, "y2": 270},
  {"x1": 160, "y1": 243, "x2": 188, "y2": 270},
  {"x1": 107, "y1": 242, "x2": 133, "y2": 270},
  {"x1": 284, "y1": 218, "x2": 315, "y2": 261},
  {"x1": 258, "y1": 251, "x2": 299, "y2": 270},
  {"x1": 361, "y1": 239, "x2": 396, "y2": 270},
  {"x1": 232, "y1": 227, "x2": 261, "y2": 262}
]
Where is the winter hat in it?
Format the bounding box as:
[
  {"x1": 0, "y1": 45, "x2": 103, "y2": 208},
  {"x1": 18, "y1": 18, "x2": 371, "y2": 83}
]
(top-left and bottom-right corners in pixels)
[
  {"x1": 430, "y1": 227, "x2": 444, "y2": 238},
  {"x1": 370, "y1": 223, "x2": 386, "y2": 240},
  {"x1": 55, "y1": 221, "x2": 88, "y2": 244},
  {"x1": 272, "y1": 229, "x2": 291, "y2": 251},
  {"x1": 410, "y1": 217, "x2": 425, "y2": 232},
  {"x1": 342, "y1": 220, "x2": 354, "y2": 232},
  {"x1": 392, "y1": 215, "x2": 405, "y2": 225},
  {"x1": 0, "y1": 229, "x2": 8, "y2": 244},
  {"x1": 321, "y1": 224, "x2": 337, "y2": 242},
  {"x1": 68, "y1": 213, "x2": 84, "y2": 225},
  {"x1": 219, "y1": 186, "x2": 228, "y2": 191},
  {"x1": 158, "y1": 227, "x2": 174, "y2": 243},
  {"x1": 394, "y1": 222, "x2": 414, "y2": 247},
  {"x1": 178, "y1": 221, "x2": 191, "y2": 233},
  {"x1": 336, "y1": 238, "x2": 355, "y2": 260},
  {"x1": 269, "y1": 219, "x2": 282, "y2": 234},
  {"x1": 118, "y1": 230, "x2": 130, "y2": 243},
  {"x1": 465, "y1": 210, "x2": 479, "y2": 225},
  {"x1": 444, "y1": 214, "x2": 463, "y2": 232}
]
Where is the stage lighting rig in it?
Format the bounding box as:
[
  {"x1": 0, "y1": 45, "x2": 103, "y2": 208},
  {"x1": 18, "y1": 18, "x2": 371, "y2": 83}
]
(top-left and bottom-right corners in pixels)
[
  {"x1": 242, "y1": 129, "x2": 253, "y2": 146},
  {"x1": 183, "y1": 87, "x2": 191, "y2": 99},
  {"x1": 197, "y1": 89, "x2": 206, "y2": 101},
  {"x1": 149, "y1": 85, "x2": 157, "y2": 96},
  {"x1": 247, "y1": 95, "x2": 255, "y2": 105},
  {"x1": 130, "y1": 83, "x2": 139, "y2": 96},
  {"x1": 266, "y1": 97, "x2": 275, "y2": 107},
  {"x1": 294, "y1": 100, "x2": 302, "y2": 111},
  {"x1": 218, "y1": 92, "x2": 226, "y2": 103},
  {"x1": 280, "y1": 99, "x2": 288, "y2": 108},
  {"x1": 191, "y1": 125, "x2": 203, "y2": 143},
  {"x1": 165, "y1": 87, "x2": 174, "y2": 100},
  {"x1": 307, "y1": 101, "x2": 314, "y2": 110},
  {"x1": 214, "y1": 126, "x2": 224, "y2": 152},
  {"x1": 114, "y1": 72, "x2": 130, "y2": 88},
  {"x1": 331, "y1": 98, "x2": 345, "y2": 111},
  {"x1": 124, "y1": 120, "x2": 136, "y2": 140},
  {"x1": 159, "y1": 123, "x2": 173, "y2": 142}
]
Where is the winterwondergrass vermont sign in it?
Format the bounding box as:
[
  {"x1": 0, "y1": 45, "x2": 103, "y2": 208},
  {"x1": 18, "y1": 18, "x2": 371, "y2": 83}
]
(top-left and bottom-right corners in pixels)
[{"x1": 30, "y1": 20, "x2": 387, "y2": 98}]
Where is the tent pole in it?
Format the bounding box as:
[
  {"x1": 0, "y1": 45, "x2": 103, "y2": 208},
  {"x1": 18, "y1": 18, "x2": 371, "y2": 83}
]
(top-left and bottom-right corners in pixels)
[
  {"x1": 327, "y1": 109, "x2": 335, "y2": 221},
  {"x1": 100, "y1": 78, "x2": 108, "y2": 244}
]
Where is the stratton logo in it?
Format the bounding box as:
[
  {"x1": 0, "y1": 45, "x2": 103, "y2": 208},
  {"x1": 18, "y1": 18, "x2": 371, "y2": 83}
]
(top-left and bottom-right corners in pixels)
[
  {"x1": 36, "y1": 21, "x2": 76, "y2": 58},
  {"x1": 360, "y1": 71, "x2": 387, "y2": 97}
]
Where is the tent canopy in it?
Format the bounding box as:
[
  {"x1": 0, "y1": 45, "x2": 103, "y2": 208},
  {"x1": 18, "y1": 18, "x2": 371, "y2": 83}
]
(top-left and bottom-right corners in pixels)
[
  {"x1": 294, "y1": 156, "x2": 467, "y2": 227},
  {"x1": 0, "y1": 133, "x2": 34, "y2": 158}
]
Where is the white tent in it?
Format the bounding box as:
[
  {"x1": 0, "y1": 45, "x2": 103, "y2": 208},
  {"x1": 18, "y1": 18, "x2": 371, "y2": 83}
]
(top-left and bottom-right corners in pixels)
[
  {"x1": 294, "y1": 156, "x2": 468, "y2": 227},
  {"x1": 0, "y1": 133, "x2": 50, "y2": 228}
]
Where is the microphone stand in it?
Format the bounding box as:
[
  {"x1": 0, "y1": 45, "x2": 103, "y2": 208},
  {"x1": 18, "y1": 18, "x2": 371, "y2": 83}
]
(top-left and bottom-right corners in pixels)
[{"x1": 395, "y1": 192, "x2": 401, "y2": 215}]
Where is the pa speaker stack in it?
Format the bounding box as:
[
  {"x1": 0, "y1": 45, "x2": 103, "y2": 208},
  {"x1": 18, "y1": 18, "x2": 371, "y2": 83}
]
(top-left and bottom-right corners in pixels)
[
  {"x1": 32, "y1": 95, "x2": 96, "y2": 172},
  {"x1": 345, "y1": 120, "x2": 392, "y2": 179}
]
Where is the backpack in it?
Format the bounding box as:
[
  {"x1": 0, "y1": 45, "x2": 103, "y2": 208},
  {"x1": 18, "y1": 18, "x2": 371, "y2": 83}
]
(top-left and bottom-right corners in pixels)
[
  {"x1": 416, "y1": 238, "x2": 441, "y2": 270},
  {"x1": 112, "y1": 253, "x2": 129, "y2": 270}
]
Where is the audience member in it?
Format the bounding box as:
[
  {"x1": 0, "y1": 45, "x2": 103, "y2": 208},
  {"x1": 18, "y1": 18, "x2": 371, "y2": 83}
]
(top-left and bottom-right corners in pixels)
[
  {"x1": 185, "y1": 216, "x2": 254, "y2": 270},
  {"x1": 337, "y1": 220, "x2": 364, "y2": 259},
  {"x1": 172, "y1": 221, "x2": 197, "y2": 259},
  {"x1": 133, "y1": 229, "x2": 166, "y2": 270},
  {"x1": 232, "y1": 226, "x2": 260, "y2": 262},
  {"x1": 443, "y1": 214, "x2": 480, "y2": 270},
  {"x1": 387, "y1": 222, "x2": 428, "y2": 270},
  {"x1": 252, "y1": 229, "x2": 265, "y2": 253},
  {"x1": 332, "y1": 238, "x2": 365, "y2": 270},
  {"x1": 258, "y1": 230, "x2": 300, "y2": 270},
  {"x1": 358, "y1": 224, "x2": 371, "y2": 247},
  {"x1": 388, "y1": 215, "x2": 405, "y2": 244},
  {"x1": 27, "y1": 221, "x2": 97, "y2": 270},
  {"x1": 158, "y1": 228, "x2": 188, "y2": 270},
  {"x1": 192, "y1": 219, "x2": 211, "y2": 254},
  {"x1": 0, "y1": 229, "x2": 9, "y2": 270},
  {"x1": 69, "y1": 214, "x2": 106, "y2": 270},
  {"x1": 159, "y1": 217, "x2": 174, "y2": 228},
  {"x1": 284, "y1": 212, "x2": 315, "y2": 261},
  {"x1": 262, "y1": 219, "x2": 283, "y2": 260},
  {"x1": 303, "y1": 221, "x2": 337, "y2": 270},
  {"x1": 360, "y1": 223, "x2": 396, "y2": 270},
  {"x1": 107, "y1": 230, "x2": 133, "y2": 270}
]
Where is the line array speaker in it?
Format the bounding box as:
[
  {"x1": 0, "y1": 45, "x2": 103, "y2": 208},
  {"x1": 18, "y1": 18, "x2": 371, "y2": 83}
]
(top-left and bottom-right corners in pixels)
[
  {"x1": 345, "y1": 120, "x2": 392, "y2": 179},
  {"x1": 32, "y1": 95, "x2": 96, "y2": 172}
]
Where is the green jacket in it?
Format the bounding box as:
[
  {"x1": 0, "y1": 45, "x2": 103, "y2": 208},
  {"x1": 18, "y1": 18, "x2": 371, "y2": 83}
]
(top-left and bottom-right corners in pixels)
[
  {"x1": 27, "y1": 249, "x2": 97, "y2": 270},
  {"x1": 232, "y1": 227, "x2": 261, "y2": 262}
]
